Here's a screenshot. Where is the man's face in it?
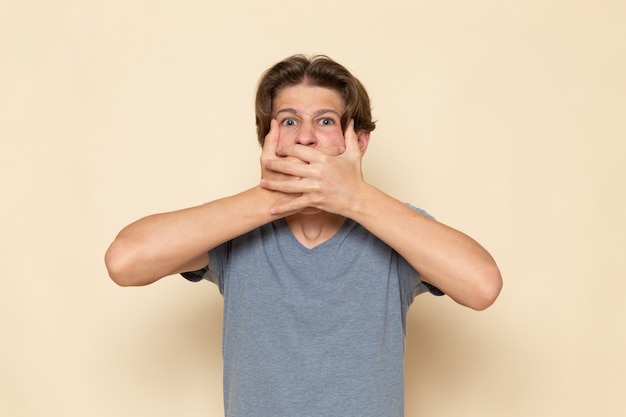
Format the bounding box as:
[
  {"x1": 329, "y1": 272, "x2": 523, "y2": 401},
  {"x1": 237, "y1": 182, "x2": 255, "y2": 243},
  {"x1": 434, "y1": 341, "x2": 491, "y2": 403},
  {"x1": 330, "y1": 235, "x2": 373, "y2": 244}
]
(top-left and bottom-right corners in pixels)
[{"x1": 272, "y1": 83, "x2": 346, "y2": 155}]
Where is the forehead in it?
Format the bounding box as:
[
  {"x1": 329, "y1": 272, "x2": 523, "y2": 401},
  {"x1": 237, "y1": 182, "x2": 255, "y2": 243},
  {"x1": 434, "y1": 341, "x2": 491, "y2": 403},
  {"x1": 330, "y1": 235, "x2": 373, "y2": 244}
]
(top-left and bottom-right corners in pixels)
[{"x1": 272, "y1": 84, "x2": 344, "y2": 114}]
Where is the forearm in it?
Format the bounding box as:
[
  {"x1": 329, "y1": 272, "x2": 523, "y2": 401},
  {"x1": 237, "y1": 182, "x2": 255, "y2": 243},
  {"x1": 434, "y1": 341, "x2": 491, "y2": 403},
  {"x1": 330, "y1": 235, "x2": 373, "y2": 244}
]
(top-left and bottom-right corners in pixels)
[
  {"x1": 105, "y1": 186, "x2": 281, "y2": 286},
  {"x1": 347, "y1": 184, "x2": 502, "y2": 310}
]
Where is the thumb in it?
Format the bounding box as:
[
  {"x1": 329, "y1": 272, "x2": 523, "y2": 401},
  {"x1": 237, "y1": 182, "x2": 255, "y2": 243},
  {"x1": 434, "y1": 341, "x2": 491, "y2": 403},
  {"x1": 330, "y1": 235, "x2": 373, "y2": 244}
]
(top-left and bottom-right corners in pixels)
[
  {"x1": 343, "y1": 119, "x2": 360, "y2": 156},
  {"x1": 261, "y1": 119, "x2": 279, "y2": 160}
]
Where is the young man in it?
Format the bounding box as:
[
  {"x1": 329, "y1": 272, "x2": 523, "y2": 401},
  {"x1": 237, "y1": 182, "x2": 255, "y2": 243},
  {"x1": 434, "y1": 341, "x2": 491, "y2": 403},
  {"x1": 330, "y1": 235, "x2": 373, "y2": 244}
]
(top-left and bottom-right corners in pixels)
[{"x1": 105, "y1": 55, "x2": 502, "y2": 417}]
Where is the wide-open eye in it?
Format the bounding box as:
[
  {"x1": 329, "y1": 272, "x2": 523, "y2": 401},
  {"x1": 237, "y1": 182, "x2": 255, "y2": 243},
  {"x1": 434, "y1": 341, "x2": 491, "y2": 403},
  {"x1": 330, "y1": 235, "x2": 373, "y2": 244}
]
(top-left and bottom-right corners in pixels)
[
  {"x1": 281, "y1": 117, "x2": 298, "y2": 127},
  {"x1": 318, "y1": 117, "x2": 336, "y2": 126}
]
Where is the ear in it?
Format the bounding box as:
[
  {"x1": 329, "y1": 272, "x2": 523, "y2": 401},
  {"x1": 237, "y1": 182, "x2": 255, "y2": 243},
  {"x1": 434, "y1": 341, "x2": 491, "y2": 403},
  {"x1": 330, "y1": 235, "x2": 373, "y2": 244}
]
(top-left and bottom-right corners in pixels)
[{"x1": 356, "y1": 130, "x2": 371, "y2": 155}]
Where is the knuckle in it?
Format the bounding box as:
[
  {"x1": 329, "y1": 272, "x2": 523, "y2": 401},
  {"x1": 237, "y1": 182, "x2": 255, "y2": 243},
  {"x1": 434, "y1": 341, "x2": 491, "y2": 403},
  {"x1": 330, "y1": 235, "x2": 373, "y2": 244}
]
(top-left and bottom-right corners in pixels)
[{"x1": 318, "y1": 153, "x2": 331, "y2": 164}]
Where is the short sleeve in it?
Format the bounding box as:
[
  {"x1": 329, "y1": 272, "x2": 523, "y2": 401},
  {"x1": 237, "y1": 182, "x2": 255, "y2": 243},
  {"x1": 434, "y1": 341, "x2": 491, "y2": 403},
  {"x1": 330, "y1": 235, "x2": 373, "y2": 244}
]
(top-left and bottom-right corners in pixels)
[
  {"x1": 181, "y1": 267, "x2": 209, "y2": 282},
  {"x1": 180, "y1": 243, "x2": 227, "y2": 293}
]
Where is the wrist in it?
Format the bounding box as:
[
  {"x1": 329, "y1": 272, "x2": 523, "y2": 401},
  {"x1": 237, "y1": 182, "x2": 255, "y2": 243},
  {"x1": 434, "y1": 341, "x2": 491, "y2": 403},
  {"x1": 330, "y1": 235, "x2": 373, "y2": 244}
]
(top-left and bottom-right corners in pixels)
[
  {"x1": 252, "y1": 184, "x2": 300, "y2": 219},
  {"x1": 344, "y1": 182, "x2": 385, "y2": 221}
]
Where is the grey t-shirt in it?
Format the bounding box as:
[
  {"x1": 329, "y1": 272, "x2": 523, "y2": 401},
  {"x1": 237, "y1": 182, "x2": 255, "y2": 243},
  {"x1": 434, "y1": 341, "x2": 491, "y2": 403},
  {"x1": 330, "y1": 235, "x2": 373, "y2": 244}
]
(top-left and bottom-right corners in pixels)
[{"x1": 183, "y1": 210, "x2": 440, "y2": 417}]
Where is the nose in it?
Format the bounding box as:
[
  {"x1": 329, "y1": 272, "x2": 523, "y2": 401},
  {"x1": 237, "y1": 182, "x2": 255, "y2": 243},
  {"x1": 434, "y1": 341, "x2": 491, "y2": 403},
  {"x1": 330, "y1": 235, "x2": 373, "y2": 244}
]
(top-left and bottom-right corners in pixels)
[{"x1": 295, "y1": 121, "x2": 317, "y2": 146}]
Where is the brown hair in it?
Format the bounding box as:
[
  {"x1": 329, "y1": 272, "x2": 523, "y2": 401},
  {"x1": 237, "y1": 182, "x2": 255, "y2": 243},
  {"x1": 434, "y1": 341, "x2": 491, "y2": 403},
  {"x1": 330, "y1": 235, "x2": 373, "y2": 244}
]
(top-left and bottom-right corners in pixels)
[{"x1": 255, "y1": 54, "x2": 376, "y2": 145}]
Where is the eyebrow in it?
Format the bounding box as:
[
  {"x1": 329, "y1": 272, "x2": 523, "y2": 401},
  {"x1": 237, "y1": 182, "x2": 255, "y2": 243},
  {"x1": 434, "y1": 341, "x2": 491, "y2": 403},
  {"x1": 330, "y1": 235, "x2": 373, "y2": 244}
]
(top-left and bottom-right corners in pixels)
[{"x1": 273, "y1": 108, "x2": 342, "y2": 118}]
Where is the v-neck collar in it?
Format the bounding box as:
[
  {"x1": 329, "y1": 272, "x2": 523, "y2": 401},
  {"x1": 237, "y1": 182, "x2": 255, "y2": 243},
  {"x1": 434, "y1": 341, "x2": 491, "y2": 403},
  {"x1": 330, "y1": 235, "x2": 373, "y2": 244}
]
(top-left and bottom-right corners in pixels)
[{"x1": 276, "y1": 217, "x2": 355, "y2": 254}]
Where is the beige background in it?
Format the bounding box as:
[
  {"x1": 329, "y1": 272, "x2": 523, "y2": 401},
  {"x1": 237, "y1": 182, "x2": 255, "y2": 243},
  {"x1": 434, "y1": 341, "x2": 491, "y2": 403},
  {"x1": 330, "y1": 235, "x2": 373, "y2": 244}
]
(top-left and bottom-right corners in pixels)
[{"x1": 1, "y1": 0, "x2": 624, "y2": 416}]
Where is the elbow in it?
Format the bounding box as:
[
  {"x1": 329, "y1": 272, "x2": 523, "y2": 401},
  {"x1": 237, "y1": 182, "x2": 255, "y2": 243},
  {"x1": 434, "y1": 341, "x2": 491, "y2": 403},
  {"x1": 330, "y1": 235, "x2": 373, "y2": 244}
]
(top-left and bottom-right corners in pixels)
[
  {"x1": 104, "y1": 239, "x2": 143, "y2": 287},
  {"x1": 468, "y1": 264, "x2": 503, "y2": 311}
]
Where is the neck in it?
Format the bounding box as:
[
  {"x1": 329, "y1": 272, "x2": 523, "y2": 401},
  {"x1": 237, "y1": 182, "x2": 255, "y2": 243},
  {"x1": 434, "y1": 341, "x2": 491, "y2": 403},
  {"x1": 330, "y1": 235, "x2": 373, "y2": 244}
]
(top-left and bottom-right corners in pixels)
[{"x1": 285, "y1": 211, "x2": 345, "y2": 249}]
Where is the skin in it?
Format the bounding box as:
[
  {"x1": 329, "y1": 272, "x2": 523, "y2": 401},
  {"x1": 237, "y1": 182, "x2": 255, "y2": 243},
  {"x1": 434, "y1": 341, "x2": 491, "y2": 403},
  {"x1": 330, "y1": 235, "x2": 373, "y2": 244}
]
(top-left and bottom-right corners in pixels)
[
  {"x1": 263, "y1": 84, "x2": 370, "y2": 238},
  {"x1": 105, "y1": 83, "x2": 502, "y2": 310}
]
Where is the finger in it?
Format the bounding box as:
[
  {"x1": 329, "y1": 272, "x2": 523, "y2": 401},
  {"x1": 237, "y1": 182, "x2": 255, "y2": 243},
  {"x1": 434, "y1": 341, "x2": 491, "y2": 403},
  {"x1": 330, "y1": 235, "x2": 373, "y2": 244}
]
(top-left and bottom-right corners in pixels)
[
  {"x1": 261, "y1": 173, "x2": 316, "y2": 194},
  {"x1": 265, "y1": 157, "x2": 309, "y2": 178},
  {"x1": 320, "y1": 145, "x2": 346, "y2": 156},
  {"x1": 275, "y1": 144, "x2": 314, "y2": 165},
  {"x1": 278, "y1": 143, "x2": 344, "y2": 162},
  {"x1": 269, "y1": 195, "x2": 312, "y2": 216}
]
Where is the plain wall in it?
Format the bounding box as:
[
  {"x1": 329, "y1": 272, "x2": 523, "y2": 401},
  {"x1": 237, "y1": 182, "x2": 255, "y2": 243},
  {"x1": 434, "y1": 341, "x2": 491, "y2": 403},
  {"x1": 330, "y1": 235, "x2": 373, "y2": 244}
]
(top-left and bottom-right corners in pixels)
[{"x1": 1, "y1": 1, "x2": 624, "y2": 416}]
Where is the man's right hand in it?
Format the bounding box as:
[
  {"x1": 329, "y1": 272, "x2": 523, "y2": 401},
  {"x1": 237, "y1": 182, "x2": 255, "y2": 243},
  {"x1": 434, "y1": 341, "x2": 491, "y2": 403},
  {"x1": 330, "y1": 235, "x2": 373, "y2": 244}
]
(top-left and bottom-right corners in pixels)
[
  {"x1": 260, "y1": 119, "x2": 302, "y2": 182},
  {"x1": 259, "y1": 119, "x2": 306, "y2": 216}
]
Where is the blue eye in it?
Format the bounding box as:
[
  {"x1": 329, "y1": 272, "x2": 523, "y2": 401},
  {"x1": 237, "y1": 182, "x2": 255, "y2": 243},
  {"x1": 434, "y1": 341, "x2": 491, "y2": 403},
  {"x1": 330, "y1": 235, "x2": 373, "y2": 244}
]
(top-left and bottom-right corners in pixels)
[
  {"x1": 319, "y1": 118, "x2": 334, "y2": 126},
  {"x1": 281, "y1": 118, "x2": 297, "y2": 126}
]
